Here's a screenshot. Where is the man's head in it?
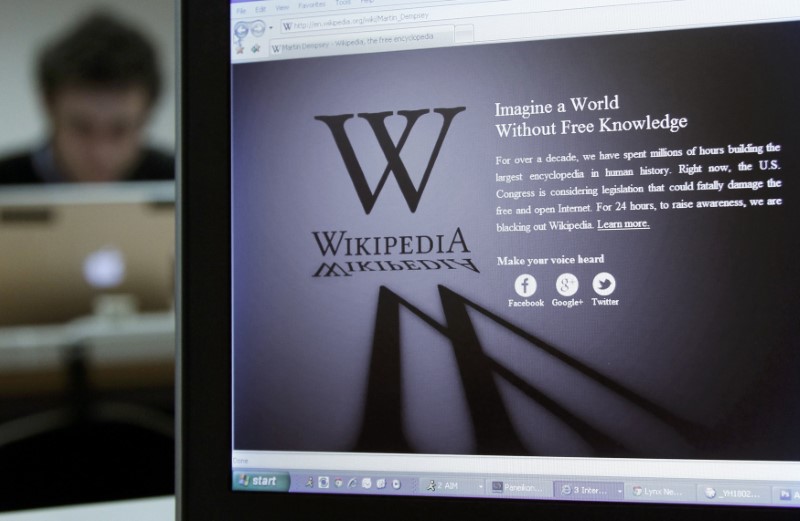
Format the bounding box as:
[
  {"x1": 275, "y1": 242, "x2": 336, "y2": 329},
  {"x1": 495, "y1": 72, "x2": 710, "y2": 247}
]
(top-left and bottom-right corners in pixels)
[{"x1": 38, "y1": 13, "x2": 161, "y2": 182}]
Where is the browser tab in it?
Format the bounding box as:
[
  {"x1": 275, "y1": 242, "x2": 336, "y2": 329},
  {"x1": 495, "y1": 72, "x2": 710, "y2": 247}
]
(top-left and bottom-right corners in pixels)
[
  {"x1": 697, "y1": 484, "x2": 772, "y2": 506},
  {"x1": 266, "y1": 25, "x2": 454, "y2": 60},
  {"x1": 625, "y1": 482, "x2": 696, "y2": 503},
  {"x1": 488, "y1": 479, "x2": 551, "y2": 499},
  {"x1": 554, "y1": 481, "x2": 625, "y2": 501},
  {"x1": 419, "y1": 477, "x2": 486, "y2": 497},
  {"x1": 773, "y1": 487, "x2": 800, "y2": 505}
]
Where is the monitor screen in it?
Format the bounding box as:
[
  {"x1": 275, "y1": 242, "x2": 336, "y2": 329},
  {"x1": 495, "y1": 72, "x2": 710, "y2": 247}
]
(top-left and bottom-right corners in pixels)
[{"x1": 227, "y1": 0, "x2": 799, "y2": 510}]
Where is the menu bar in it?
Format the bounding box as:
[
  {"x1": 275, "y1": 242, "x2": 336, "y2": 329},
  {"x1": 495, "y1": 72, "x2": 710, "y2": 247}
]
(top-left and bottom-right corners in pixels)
[{"x1": 231, "y1": 0, "x2": 508, "y2": 19}]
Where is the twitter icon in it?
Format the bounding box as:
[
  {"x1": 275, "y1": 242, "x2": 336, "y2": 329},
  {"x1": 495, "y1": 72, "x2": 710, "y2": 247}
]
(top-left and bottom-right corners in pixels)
[{"x1": 593, "y1": 272, "x2": 616, "y2": 296}]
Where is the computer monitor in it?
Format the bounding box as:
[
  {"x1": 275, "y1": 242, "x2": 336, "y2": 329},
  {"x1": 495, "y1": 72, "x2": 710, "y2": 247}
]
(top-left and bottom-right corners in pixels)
[{"x1": 178, "y1": 1, "x2": 800, "y2": 519}]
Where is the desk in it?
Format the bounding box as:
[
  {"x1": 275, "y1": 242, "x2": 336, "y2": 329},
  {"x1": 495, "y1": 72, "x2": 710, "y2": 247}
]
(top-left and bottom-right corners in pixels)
[
  {"x1": 0, "y1": 496, "x2": 174, "y2": 520},
  {"x1": 0, "y1": 312, "x2": 175, "y2": 396}
]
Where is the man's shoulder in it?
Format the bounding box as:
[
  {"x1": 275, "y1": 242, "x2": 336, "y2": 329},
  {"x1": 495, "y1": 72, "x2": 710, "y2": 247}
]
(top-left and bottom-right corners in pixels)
[{"x1": 0, "y1": 151, "x2": 41, "y2": 185}]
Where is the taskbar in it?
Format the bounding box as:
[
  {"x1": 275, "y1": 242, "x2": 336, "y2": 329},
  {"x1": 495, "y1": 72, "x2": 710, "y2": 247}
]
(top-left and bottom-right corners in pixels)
[{"x1": 231, "y1": 468, "x2": 800, "y2": 508}]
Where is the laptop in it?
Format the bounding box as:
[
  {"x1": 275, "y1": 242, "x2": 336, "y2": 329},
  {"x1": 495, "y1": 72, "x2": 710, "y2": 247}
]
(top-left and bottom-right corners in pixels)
[
  {"x1": 179, "y1": 1, "x2": 800, "y2": 519},
  {"x1": 0, "y1": 182, "x2": 174, "y2": 327}
]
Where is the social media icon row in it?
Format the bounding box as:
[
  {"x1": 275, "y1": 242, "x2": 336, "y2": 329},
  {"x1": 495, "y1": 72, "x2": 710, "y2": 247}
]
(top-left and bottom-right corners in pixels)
[{"x1": 514, "y1": 272, "x2": 616, "y2": 297}]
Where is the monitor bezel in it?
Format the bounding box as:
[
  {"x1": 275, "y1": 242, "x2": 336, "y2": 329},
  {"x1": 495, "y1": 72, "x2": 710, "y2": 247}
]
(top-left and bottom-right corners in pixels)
[{"x1": 176, "y1": 2, "x2": 796, "y2": 519}]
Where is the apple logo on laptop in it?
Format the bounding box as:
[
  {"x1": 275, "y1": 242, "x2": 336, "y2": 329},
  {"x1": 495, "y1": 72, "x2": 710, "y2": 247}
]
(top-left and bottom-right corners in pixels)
[{"x1": 83, "y1": 246, "x2": 126, "y2": 288}]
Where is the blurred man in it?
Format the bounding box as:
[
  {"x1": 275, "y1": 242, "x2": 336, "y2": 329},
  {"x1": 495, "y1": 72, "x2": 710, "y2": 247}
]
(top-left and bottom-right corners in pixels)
[{"x1": 0, "y1": 13, "x2": 172, "y2": 184}]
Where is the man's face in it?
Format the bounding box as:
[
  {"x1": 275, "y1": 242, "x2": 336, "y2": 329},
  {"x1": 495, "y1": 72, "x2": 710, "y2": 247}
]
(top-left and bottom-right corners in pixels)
[{"x1": 48, "y1": 86, "x2": 151, "y2": 182}]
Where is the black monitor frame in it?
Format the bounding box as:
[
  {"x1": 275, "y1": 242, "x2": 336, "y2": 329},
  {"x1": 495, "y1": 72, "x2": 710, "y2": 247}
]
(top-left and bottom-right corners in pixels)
[{"x1": 177, "y1": 2, "x2": 797, "y2": 519}]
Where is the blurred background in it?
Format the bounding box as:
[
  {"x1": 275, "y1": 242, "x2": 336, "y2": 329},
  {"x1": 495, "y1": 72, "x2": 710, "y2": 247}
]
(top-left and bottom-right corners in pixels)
[
  {"x1": 0, "y1": 0, "x2": 175, "y2": 158},
  {"x1": 0, "y1": 0, "x2": 176, "y2": 512}
]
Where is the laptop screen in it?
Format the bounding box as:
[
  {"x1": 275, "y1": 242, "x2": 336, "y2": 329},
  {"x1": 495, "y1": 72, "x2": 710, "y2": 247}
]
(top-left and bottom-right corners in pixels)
[
  {"x1": 0, "y1": 182, "x2": 174, "y2": 327},
  {"x1": 228, "y1": 0, "x2": 800, "y2": 509}
]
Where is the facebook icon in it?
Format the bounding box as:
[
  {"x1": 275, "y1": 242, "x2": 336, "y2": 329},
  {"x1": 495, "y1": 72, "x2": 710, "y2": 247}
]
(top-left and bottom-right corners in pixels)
[{"x1": 514, "y1": 274, "x2": 537, "y2": 297}]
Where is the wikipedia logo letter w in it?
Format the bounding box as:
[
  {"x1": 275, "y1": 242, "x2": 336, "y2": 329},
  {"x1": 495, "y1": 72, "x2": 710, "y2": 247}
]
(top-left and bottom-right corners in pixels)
[{"x1": 315, "y1": 108, "x2": 466, "y2": 214}]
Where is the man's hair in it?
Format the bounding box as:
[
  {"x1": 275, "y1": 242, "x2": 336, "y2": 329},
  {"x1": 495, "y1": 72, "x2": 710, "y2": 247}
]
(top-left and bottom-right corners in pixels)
[{"x1": 38, "y1": 12, "x2": 161, "y2": 105}]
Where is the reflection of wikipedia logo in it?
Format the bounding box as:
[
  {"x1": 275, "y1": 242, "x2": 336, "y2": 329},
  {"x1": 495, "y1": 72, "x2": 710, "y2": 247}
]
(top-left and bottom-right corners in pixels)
[{"x1": 315, "y1": 107, "x2": 466, "y2": 214}]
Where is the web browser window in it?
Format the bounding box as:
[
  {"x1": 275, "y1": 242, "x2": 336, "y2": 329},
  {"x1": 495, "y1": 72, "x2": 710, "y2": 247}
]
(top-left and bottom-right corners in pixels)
[{"x1": 229, "y1": 0, "x2": 800, "y2": 508}]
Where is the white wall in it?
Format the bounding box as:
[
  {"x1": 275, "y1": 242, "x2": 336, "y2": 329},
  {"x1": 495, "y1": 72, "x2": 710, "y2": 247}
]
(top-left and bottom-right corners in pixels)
[{"x1": 0, "y1": 0, "x2": 175, "y2": 157}]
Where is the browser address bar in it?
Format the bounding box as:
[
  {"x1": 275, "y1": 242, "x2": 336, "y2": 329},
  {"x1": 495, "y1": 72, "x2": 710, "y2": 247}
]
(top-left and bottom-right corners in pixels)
[
  {"x1": 280, "y1": 11, "x2": 434, "y2": 33},
  {"x1": 278, "y1": 0, "x2": 674, "y2": 34}
]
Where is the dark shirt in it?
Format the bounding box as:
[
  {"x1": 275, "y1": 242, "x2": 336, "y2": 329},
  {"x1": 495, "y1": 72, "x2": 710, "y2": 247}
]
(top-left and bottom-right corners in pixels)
[{"x1": 0, "y1": 147, "x2": 174, "y2": 185}]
